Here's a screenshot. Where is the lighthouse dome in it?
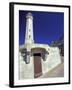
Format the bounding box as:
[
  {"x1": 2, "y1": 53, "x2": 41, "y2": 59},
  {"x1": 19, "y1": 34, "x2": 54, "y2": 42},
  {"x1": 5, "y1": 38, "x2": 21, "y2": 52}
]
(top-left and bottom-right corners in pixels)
[{"x1": 26, "y1": 12, "x2": 33, "y2": 19}]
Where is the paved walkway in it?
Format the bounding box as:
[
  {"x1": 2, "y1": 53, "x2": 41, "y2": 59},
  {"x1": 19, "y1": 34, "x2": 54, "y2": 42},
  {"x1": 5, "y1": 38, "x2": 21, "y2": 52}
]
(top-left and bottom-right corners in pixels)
[{"x1": 39, "y1": 62, "x2": 64, "y2": 78}]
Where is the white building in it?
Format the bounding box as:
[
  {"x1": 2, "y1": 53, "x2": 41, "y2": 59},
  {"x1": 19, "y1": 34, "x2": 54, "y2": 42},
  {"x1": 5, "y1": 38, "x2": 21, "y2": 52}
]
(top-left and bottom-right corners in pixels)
[{"x1": 19, "y1": 12, "x2": 61, "y2": 79}]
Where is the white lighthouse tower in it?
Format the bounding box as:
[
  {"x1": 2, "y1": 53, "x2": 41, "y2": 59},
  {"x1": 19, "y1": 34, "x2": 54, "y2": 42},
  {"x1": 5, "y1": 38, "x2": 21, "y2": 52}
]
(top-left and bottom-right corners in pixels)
[{"x1": 25, "y1": 12, "x2": 34, "y2": 44}]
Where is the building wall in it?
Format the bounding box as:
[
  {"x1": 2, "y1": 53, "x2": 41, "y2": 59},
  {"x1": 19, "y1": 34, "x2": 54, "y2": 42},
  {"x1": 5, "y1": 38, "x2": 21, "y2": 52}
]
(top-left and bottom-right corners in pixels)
[
  {"x1": 19, "y1": 53, "x2": 34, "y2": 79},
  {"x1": 19, "y1": 47, "x2": 61, "y2": 79},
  {"x1": 41, "y1": 47, "x2": 61, "y2": 74}
]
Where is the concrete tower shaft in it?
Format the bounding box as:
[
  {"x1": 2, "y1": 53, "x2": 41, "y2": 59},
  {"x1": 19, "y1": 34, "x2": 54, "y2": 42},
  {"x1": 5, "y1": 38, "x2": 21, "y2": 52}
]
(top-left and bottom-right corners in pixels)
[{"x1": 25, "y1": 12, "x2": 34, "y2": 44}]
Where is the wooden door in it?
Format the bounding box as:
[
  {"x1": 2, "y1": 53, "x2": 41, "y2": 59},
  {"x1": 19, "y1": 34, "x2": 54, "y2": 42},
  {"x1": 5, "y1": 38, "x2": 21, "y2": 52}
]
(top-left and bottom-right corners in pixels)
[{"x1": 33, "y1": 53, "x2": 42, "y2": 78}]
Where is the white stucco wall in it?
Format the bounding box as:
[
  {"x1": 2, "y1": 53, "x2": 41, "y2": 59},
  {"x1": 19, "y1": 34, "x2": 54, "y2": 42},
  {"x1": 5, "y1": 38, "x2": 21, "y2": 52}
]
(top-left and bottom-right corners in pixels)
[
  {"x1": 19, "y1": 46, "x2": 61, "y2": 79},
  {"x1": 19, "y1": 53, "x2": 34, "y2": 79},
  {"x1": 41, "y1": 47, "x2": 61, "y2": 74}
]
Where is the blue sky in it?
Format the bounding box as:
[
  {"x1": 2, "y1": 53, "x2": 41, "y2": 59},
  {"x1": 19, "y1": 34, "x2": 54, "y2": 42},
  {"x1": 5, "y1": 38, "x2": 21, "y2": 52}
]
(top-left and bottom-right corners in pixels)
[{"x1": 19, "y1": 10, "x2": 64, "y2": 45}]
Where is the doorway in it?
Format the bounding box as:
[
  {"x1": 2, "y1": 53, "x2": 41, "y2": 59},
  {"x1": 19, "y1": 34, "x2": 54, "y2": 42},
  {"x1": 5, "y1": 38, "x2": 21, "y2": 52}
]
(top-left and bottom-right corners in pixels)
[{"x1": 33, "y1": 53, "x2": 42, "y2": 78}]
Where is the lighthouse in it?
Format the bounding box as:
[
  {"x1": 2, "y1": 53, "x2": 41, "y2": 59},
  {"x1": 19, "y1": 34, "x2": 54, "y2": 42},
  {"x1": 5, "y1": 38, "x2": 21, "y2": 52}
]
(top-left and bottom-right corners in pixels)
[
  {"x1": 19, "y1": 12, "x2": 61, "y2": 79},
  {"x1": 22, "y1": 12, "x2": 34, "y2": 64},
  {"x1": 25, "y1": 12, "x2": 34, "y2": 44}
]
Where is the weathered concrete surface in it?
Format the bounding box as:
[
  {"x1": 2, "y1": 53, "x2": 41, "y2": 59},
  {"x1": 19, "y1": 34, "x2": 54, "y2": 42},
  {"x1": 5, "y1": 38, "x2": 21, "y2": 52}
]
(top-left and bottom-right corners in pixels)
[
  {"x1": 19, "y1": 53, "x2": 34, "y2": 79},
  {"x1": 39, "y1": 62, "x2": 64, "y2": 78},
  {"x1": 41, "y1": 47, "x2": 61, "y2": 74},
  {"x1": 19, "y1": 47, "x2": 62, "y2": 79}
]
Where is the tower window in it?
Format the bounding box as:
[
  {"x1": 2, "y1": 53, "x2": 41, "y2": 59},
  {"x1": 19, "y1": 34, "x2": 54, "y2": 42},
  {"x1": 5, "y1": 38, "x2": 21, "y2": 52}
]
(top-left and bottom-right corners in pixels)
[
  {"x1": 29, "y1": 35, "x2": 31, "y2": 38},
  {"x1": 29, "y1": 29, "x2": 31, "y2": 31}
]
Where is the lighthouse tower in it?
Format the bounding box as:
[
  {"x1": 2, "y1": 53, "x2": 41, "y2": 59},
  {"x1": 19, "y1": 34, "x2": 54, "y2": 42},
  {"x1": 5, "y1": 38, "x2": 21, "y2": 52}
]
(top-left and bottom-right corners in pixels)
[{"x1": 25, "y1": 12, "x2": 34, "y2": 44}]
